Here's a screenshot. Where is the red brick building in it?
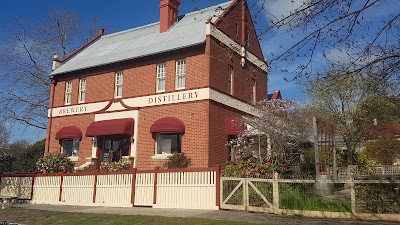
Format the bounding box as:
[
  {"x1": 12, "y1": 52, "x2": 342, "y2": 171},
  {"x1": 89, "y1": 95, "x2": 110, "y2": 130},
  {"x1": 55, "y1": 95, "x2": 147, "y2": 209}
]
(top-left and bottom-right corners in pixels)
[{"x1": 46, "y1": 0, "x2": 268, "y2": 170}]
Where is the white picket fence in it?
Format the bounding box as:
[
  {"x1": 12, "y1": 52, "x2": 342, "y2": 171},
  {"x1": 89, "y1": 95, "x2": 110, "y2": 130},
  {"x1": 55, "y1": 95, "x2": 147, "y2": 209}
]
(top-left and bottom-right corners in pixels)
[
  {"x1": 2, "y1": 167, "x2": 219, "y2": 210},
  {"x1": 0, "y1": 176, "x2": 33, "y2": 199},
  {"x1": 155, "y1": 171, "x2": 217, "y2": 209}
]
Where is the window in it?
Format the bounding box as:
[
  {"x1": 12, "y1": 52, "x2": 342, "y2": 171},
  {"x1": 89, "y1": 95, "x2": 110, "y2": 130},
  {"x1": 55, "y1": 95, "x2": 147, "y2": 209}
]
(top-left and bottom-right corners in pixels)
[
  {"x1": 62, "y1": 139, "x2": 80, "y2": 157},
  {"x1": 78, "y1": 78, "x2": 86, "y2": 103},
  {"x1": 235, "y1": 23, "x2": 239, "y2": 37},
  {"x1": 65, "y1": 81, "x2": 72, "y2": 105},
  {"x1": 156, "y1": 63, "x2": 166, "y2": 92},
  {"x1": 156, "y1": 134, "x2": 182, "y2": 155},
  {"x1": 115, "y1": 72, "x2": 123, "y2": 98},
  {"x1": 228, "y1": 66, "x2": 233, "y2": 95},
  {"x1": 176, "y1": 60, "x2": 185, "y2": 89},
  {"x1": 251, "y1": 78, "x2": 256, "y2": 104}
]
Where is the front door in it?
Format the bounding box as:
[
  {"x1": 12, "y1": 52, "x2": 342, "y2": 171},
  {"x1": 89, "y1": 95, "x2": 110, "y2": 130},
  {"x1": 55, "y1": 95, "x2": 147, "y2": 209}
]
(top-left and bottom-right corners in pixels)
[{"x1": 99, "y1": 135, "x2": 130, "y2": 163}]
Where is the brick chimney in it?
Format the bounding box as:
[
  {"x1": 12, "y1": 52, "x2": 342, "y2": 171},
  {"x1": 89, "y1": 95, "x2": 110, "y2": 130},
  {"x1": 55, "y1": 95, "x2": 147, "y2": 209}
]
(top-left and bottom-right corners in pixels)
[{"x1": 159, "y1": 0, "x2": 182, "y2": 33}]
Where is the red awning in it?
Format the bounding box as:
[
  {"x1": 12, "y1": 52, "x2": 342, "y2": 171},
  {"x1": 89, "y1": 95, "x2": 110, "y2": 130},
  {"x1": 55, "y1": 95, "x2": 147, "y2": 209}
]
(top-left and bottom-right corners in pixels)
[
  {"x1": 55, "y1": 126, "x2": 82, "y2": 140},
  {"x1": 150, "y1": 117, "x2": 185, "y2": 133},
  {"x1": 226, "y1": 116, "x2": 245, "y2": 135},
  {"x1": 86, "y1": 118, "x2": 134, "y2": 137}
]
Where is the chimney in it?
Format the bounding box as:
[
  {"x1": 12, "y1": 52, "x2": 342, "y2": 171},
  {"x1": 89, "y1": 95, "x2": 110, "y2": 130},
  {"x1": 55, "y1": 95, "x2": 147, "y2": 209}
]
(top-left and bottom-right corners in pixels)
[
  {"x1": 98, "y1": 28, "x2": 105, "y2": 36},
  {"x1": 159, "y1": 0, "x2": 182, "y2": 33},
  {"x1": 52, "y1": 54, "x2": 61, "y2": 71}
]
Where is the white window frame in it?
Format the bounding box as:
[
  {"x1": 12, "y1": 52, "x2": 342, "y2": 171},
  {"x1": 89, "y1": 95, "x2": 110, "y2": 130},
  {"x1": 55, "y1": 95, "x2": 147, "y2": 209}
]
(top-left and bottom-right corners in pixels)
[
  {"x1": 61, "y1": 139, "x2": 80, "y2": 161},
  {"x1": 228, "y1": 65, "x2": 233, "y2": 95},
  {"x1": 78, "y1": 78, "x2": 86, "y2": 103},
  {"x1": 156, "y1": 63, "x2": 166, "y2": 92},
  {"x1": 65, "y1": 81, "x2": 72, "y2": 105},
  {"x1": 151, "y1": 133, "x2": 182, "y2": 160},
  {"x1": 175, "y1": 60, "x2": 186, "y2": 90},
  {"x1": 115, "y1": 72, "x2": 123, "y2": 98}
]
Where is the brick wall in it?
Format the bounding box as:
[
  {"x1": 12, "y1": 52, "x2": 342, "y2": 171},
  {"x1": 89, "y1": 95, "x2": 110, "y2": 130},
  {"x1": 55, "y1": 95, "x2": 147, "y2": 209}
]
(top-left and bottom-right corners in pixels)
[
  {"x1": 52, "y1": 47, "x2": 208, "y2": 108},
  {"x1": 215, "y1": 0, "x2": 264, "y2": 60},
  {"x1": 136, "y1": 100, "x2": 209, "y2": 169},
  {"x1": 48, "y1": 114, "x2": 94, "y2": 166},
  {"x1": 209, "y1": 37, "x2": 267, "y2": 103},
  {"x1": 208, "y1": 101, "x2": 244, "y2": 167}
]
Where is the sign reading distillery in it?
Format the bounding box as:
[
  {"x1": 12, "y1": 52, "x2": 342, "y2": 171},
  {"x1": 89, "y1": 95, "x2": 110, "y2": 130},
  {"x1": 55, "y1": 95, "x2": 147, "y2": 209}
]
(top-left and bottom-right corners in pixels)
[{"x1": 148, "y1": 91, "x2": 199, "y2": 104}]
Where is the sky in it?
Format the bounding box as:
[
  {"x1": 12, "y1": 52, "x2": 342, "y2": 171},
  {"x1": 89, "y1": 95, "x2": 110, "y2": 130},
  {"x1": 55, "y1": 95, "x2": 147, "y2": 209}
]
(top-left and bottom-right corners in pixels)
[{"x1": 0, "y1": 0, "x2": 396, "y2": 143}]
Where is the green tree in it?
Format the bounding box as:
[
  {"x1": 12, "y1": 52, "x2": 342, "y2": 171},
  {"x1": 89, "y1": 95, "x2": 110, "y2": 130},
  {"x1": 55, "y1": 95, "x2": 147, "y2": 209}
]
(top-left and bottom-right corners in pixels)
[
  {"x1": 359, "y1": 96, "x2": 400, "y2": 125},
  {"x1": 306, "y1": 70, "x2": 383, "y2": 165},
  {"x1": 12, "y1": 139, "x2": 45, "y2": 172},
  {"x1": 364, "y1": 137, "x2": 400, "y2": 165}
]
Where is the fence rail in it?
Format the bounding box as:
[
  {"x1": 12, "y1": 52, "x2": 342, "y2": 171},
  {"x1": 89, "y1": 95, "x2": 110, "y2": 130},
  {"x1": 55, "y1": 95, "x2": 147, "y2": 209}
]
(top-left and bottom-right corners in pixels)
[{"x1": 220, "y1": 173, "x2": 400, "y2": 222}]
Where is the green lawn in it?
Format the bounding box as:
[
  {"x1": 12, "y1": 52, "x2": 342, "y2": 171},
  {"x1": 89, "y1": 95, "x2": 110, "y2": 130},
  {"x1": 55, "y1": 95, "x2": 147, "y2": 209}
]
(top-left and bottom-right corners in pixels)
[{"x1": 0, "y1": 208, "x2": 276, "y2": 225}]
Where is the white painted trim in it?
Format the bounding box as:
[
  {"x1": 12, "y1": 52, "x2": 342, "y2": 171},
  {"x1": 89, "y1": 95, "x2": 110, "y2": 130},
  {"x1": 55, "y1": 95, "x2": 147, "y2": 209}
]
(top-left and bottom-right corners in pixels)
[
  {"x1": 209, "y1": 24, "x2": 268, "y2": 73},
  {"x1": 49, "y1": 87, "x2": 259, "y2": 118},
  {"x1": 49, "y1": 88, "x2": 210, "y2": 118},
  {"x1": 151, "y1": 154, "x2": 172, "y2": 160},
  {"x1": 68, "y1": 156, "x2": 78, "y2": 162},
  {"x1": 209, "y1": 89, "x2": 259, "y2": 116}
]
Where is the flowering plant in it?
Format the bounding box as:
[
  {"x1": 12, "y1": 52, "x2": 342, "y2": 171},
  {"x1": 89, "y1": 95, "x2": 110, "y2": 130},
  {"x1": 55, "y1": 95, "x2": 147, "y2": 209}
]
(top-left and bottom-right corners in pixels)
[
  {"x1": 101, "y1": 159, "x2": 131, "y2": 172},
  {"x1": 36, "y1": 153, "x2": 74, "y2": 173}
]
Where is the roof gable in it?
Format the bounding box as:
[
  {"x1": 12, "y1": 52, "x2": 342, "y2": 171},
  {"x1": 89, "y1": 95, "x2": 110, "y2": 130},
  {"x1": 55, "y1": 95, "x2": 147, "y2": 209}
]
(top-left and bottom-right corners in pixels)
[{"x1": 51, "y1": 1, "x2": 232, "y2": 76}]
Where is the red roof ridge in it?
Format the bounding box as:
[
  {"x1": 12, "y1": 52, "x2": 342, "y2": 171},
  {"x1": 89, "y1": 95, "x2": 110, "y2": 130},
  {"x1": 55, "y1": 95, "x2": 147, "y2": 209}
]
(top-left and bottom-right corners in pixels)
[{"x1": 56, "y1": 28, "x2": 105, "y2": 63}]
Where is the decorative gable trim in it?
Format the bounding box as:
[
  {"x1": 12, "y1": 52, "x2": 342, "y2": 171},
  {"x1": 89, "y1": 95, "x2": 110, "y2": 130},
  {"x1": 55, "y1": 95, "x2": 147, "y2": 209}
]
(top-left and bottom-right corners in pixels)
[{"x1": 206, "y1": 23, "x2": 268, "y2": 73}]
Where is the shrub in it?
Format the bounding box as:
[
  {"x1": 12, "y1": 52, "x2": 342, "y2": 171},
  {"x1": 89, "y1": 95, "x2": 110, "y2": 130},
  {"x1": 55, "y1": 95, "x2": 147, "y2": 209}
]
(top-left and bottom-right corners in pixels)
[
  {"x1": 36, "y1": 153, "x2": 74, "y2": 173},
  {"x1": 101, "y1": 159, "x2": 131, "y2": 172},
  {"x1": 223, "y1": 159, "x2": 291, "y2": 178},
  {"x1": 164, "y1": 153, "x2": 191, "y2": 169}
]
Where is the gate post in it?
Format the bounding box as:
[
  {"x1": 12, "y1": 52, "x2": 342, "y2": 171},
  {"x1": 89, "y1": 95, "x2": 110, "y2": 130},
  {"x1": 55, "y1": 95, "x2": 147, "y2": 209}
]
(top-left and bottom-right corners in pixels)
[
  {"x1": 153, "y1": 167, "x2": 159, "y2": 205},
  {"x1": 59, "y1": 174, "x2": 64, "y2": 202},
  {"x1": 350, "y1": 177, "x2": 356, "y2": 214},
  {"x1": 216, "y1": 164, "x2": 221, "y2": 209},
  {"x1": 273, "y1": 172, "x2": 279, "y2": 211},
  {"x1": 92, "y1": 173, "x2": 98, "y2": 203},
  {"x1": 243, "y1": 177, "x2": 249, "y2": 210}
]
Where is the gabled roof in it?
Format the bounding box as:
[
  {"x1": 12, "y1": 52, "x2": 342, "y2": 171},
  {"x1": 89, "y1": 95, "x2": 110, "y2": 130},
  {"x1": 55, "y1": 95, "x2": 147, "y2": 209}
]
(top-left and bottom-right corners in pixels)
[
  {"x1": 365, "y1": 124, "x2": 400, "y2": 138},
  {"x1": 51, "y1": 1, "x2": 232, "y2": 76},
  {"x1": 268, "y1": 90, "x2": 282, "y2": 101}
]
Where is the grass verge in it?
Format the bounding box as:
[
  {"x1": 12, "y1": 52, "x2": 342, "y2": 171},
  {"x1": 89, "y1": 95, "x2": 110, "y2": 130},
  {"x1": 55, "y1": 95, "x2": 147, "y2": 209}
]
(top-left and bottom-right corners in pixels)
[{"x1": 0, "y1": 208, "x2": 277, "y2": 225}]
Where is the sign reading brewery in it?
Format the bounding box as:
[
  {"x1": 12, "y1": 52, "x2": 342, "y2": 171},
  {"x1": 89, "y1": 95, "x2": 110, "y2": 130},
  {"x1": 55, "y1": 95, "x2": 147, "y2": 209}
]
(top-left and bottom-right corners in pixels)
[{"x1": 50, "y1": 88, "x2": 210, "y2": 117}]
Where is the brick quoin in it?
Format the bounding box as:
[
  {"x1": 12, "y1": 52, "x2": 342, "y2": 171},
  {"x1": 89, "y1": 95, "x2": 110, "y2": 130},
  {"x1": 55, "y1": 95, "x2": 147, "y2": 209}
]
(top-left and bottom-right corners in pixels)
[{"x1": 46, "y1": 0, "x2": 268, "y2": 170}]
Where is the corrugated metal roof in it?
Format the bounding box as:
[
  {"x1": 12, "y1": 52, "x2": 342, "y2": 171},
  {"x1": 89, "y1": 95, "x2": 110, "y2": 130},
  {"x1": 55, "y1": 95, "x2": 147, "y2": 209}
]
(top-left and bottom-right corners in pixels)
[{"x1": 51, "y1": 1, "x2": 232, "y2": 76}]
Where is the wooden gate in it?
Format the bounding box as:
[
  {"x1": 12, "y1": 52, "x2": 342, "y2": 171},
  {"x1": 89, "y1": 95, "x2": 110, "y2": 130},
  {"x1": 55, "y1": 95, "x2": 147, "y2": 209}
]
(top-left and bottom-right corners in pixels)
[{"x1": 220, "y1": 174, "x2": 279, "y2": 213}]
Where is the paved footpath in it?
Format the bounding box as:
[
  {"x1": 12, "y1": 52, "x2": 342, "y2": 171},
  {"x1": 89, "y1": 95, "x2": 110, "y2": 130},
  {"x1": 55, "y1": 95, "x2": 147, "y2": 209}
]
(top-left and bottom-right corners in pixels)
[{"x1": 16, "y1": 204, "x2": 398, "y2": 225}]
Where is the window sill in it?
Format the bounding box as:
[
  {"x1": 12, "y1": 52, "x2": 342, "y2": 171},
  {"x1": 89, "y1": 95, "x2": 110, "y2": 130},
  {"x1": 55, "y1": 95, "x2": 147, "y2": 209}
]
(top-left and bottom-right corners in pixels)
[
  {"x1": 68, "y1": 156, "x2": 79, "y2": 162},
  {"x1": 156, "y1": 90, "x2": 165, "y2": 93},
  {"x1": 175, "y1": 87, "x2": 185, "y2": 91},
  {"x1": 151, "y1": 154, "x2": 172, "y2": 160}
]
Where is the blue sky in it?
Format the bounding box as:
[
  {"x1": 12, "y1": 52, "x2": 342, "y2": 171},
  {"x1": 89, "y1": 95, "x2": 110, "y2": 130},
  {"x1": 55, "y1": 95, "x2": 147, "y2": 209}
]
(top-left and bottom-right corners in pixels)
[
  {"x1": 1, "y1": 0, "x2": 396, "y2": 143},
  {"x1": 1, "y1": 0, "x2": 300, "y2": 143}
]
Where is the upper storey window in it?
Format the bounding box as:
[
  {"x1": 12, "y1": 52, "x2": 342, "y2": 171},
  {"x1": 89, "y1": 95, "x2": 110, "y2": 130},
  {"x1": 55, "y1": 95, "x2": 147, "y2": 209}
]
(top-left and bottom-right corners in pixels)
[
  {"x1": 78, "y1": 78, "x2": 86, "y2": 103},
  {"x1": 157, "y1": 63, "x2": 166, "y2": 92},
  {"x1": 115, "y1": 72, "x2": 123, "y2": 98},
  {"x1": 251, "y1": 78, "x2": 256, "y2": 104},
  {"x1": 176, "y1": 60, "x2": 185, "y2": 90},
  {"x1": 228, "y1": 66, "x2": 233, "y2": 95},
  {"x1": 65, "y1": 81, "x2": 72, "y2": 105}
]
